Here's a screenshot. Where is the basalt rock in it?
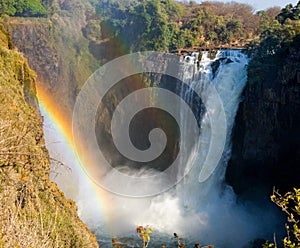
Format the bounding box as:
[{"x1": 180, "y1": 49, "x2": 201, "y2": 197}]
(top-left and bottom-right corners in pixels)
[{"x1": 227, "y1": 40, "x2": 300, "y2": 198}]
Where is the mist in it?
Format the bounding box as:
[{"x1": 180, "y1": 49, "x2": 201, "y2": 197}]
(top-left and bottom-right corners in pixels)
[{"x1": 41, "y1": 50, "x2": 284, "y2": 248}]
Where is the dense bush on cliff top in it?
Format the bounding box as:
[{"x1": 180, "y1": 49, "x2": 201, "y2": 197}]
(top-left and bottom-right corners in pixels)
[
  {"x1": 246, "y1": 0, "x2": 300, "y2": 110},
  {"x1": 247, "y1": 1, "x2": 300, "y2": 60},
  {"x1": 0, "y1": 0, "x2": 47, "y2": 17},
  {"x1": 86, "y1": 0, "x2": 268, "y2": 52}
]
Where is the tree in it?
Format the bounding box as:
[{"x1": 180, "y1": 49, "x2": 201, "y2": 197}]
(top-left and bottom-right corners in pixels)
[
  {"x1": 0, "y1": 0, "x2": 47, "y2": 17},
  {"x1": 0, "y1": 0, "x2": 17, "y2": 16},
  {"x1": 18, "y1": 0, "x2": 47, "y2": 17},
  {"x1": 264, "y1": 188, "x2": 300, "y2": 248},
  {"x1": 277, "y1": 1, "x2": 300, "y2": 24},
  {"x1": 248, "y1": 1, "x2": 300, "y2": 60}
]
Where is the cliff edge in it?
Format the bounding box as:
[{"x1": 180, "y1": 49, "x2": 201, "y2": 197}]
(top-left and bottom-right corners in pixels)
[
  {"x1": 0, "y1": 25, "x2": 98, "y2": 248},
  {"x1": 227, "y1": 36, "x2": 300, "y2": 198}
]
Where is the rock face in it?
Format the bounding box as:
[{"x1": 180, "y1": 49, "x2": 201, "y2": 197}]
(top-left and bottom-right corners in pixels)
[
  {"x1": 5, "y1": 0, "x2": 126, "y2": 120},
  {"x1": 6, "y1": 10, "x2": 98, "y2": 119},
  {"x1": 0, "y1": 27, "x2": 98, "y2": 248},
  {"x1": 227, "y1": 41, "x2": 300, "y2": 197}
]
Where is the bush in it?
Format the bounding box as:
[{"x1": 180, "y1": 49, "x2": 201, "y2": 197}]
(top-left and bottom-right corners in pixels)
[
  {"x1": 264, "y1": 188, "x2": 300, "y2": 248},
  {"x1": 0, "y1": 0, "x2": 47, "y2": 17}
]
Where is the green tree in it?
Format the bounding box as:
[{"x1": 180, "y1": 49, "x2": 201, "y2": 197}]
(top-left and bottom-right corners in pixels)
[
  {"x1": 161, "y1": 0, "x2": 183, "y2": 22},
  {"x1": 0, "y1": 0, "x2": 17, "y2": 16},
  {"x1": 226, "y1": 19, "x2": 241, "y2": 36},
  {"x1": 277, "y1": 1, "x2": 300, "y2": 24},
  {"x1": 18, "y1": 0, "x2": 47, "y2": 16},
  {"x1": 120, "y1": 0, "x2": 176, "y2": 51},
  {"x1": 0, "y1": 0, "x2": 47, "y2": 17},
  {"x1": 248, "y1": 1, "x2": 300, "y2": 59}
]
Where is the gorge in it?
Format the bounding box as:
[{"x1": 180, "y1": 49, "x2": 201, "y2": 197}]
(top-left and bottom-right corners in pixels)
[
  {"x1": 41, "y1": 50, "x2": 284, "y2": 247},
  {"x1": 0, "y1": 0, "x2": 299, "y2": 247}
]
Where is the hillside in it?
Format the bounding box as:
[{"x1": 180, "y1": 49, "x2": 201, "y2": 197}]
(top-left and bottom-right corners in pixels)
[{"x1": 0, "y1": 25, "x2": 98, "y2": 248}]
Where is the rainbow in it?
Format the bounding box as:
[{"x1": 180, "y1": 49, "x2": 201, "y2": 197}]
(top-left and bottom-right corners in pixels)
[
  {"x1": 36, "y1": 84, "x2": 113, "y2": 234},
  {"x1": 34, "y1": 19, "x2": 146, "y2": 235}
]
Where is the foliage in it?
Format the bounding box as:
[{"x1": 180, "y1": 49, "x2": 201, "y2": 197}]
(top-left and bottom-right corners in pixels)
[
  {"x1": 246, "y1": 11, "x2": 300, "y2": 246},
  {"x1": 86, "y1": 0, "x2": 264, "y2": 52},
  {"x1": 0, "y1": 0, "x2": 47, "y2": 17},
  {"x1": 263, "y1": 188, "x2": 300, "y2": 248},
  {"x1": 0, "y1": 27, "x2": 98, "y2": 247},
  {"x1": 247, "y1": 1, "x2": 300, "y2": 57},
  {"x1": 277, "y1": 2, "x2": 300, "y2": 24},
  {"x1": 246, "y1": 1, "x2": 300, "y2": 88}
]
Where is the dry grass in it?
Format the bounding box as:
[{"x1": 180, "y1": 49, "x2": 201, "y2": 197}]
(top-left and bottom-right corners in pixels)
[
  {"x1": 0, "y1": 182, "x2": 58, "y2": 248},
  {"x1": 0, "y1": 41, "x2": 98, "y2": 247}
]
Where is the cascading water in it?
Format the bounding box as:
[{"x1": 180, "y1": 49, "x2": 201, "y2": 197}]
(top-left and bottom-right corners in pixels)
[
  {"x1": 41, "y1": 50, "x2": 281, "y2": 248},
  {"x1": 178, "y1": 50, "x2": 248, "y2": 209}
]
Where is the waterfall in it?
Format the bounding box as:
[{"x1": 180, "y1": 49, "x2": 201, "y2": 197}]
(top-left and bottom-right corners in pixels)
[
  {"x1": 41, "y1": 50, "x2": 280, "y2": 248},
  {"x1": 176, "y1": 50, "x2": 249, "y2": 211}
]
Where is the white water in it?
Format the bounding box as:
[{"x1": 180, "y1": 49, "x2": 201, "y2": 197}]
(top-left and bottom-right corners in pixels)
[{"x1": 41, "y1": 50, "x2": 281, "y2": 248}]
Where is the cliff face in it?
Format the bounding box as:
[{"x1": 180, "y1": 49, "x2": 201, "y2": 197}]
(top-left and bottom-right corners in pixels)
[
  {"x1": 5, "y1": 3, "x2": 99, "y2": 118},
  {"x1": 0, "y1": 28, "x2": 98, "y2": 247},
  {"x1": 227, "y1": 40, "x2": 300, "y2": 197},
  {"x1": 4, "y1": 0, "x2": 131, "y2": 120}
]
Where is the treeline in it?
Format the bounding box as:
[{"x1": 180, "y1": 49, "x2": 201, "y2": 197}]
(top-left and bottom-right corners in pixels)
[
  {"x1": 247, "y1": 1, "x2": 300, "y2": 84},
  {"x1": 248, "y1": 1, "x2": 300, "y2": 56},
  {"x1": 84, "y1": 0, "x2": 283, "y2": 52},
  {"x1": 0, "y1": 0, "x2": 47, "y2": 17}
]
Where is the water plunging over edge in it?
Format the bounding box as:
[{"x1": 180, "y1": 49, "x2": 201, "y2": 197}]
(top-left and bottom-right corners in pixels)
[{"x1": 40, "y1": 50, "x2": 282, "y2": 248}]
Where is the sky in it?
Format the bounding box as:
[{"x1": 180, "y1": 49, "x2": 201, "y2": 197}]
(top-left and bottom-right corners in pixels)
[{"x1": 191, "y1": 0, "x2": 299, "y2": 10}]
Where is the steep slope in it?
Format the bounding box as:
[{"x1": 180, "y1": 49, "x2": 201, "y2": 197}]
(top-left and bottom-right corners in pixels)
[
  {"x1": 5, "y1": 0, "x2": 100, "y2": 119},
  {"x1": 0, "y1": 27, "x2": 98, "y2": 248},
  {"x1": 6, "y1": 17, "x2": 94, "y2": 119},
  {"x1": 227, "y1": 36, "x2": 300, "y2": 198}
]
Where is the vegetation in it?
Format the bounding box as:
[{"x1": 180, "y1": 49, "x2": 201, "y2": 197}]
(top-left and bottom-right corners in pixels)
[
  {"x1": 0, "y1": 0, "x2": 47, "y2": 17},
  {"x1": 247, "y1": 1, "x2": 300, "y2": 87},
  {"x1": 0, "y1": 27, "x2": 98, "y2": 247},
  {"x1": 84, "y1": 0, "x2": 265, "y2": 52},
  {"x1": 0, "y1": 1, "x2": 299, "y2": 247},
  {"x1": 112, "y1": 230, "x2": 213, "y2": 248},
  {"x1": 82, "y1": 0, "x2": 299, "y2": 53},
  {"x1": 247, "y1": 1, "x2": 300, "y2": 57},
  {"x1": 243, "y1": 3, "x2": 300, "y2": 248},
  {"x1": 264, "y1": 189, "x2": 300, "y2": 248}
]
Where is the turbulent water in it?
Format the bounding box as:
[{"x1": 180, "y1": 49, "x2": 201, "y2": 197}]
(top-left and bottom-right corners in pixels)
[{"x1": 42, "y1": 50, "x2": 281, "y2": 248}]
